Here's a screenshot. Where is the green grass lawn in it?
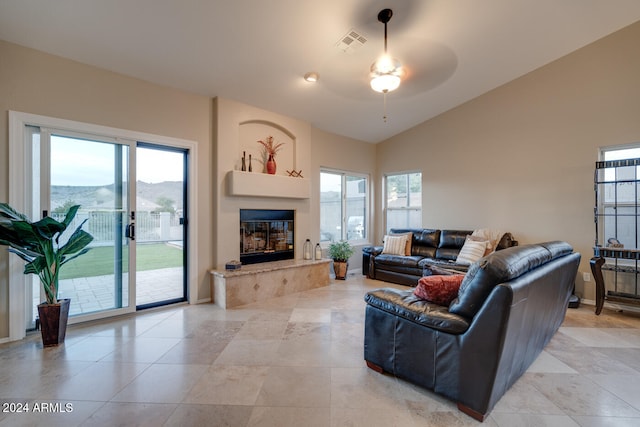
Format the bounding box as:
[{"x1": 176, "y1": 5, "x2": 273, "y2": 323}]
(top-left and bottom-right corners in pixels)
[{"x1": 60, "y1": 243, "x2": 183, "y2": 280}]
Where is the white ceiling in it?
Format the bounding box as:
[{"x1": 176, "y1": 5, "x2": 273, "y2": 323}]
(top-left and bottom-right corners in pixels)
[{"x1": 1, "y1": 1, "x2": 640, "y2": 143}]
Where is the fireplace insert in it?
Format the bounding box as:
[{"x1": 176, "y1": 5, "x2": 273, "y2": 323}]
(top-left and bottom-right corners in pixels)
[{"x1": 240, "y1": 209, "x2": 294, "y2": 264}]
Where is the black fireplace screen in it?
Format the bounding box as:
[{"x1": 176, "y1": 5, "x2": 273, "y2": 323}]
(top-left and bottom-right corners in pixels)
[{"x1": 240, "y1": 209, "x2": 294, "y2": 264}]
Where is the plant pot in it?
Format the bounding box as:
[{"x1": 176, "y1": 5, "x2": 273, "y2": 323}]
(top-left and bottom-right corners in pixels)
[
  {"x1": 37, "y1": 299, "x2": 70, "y2": 346},
  {"x1": 333, "y1": 260, "x2": 349, "y2": 280}
]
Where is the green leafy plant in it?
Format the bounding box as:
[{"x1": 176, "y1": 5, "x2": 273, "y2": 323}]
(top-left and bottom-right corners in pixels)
[
  {"x1": 328, "y1": 240, "x2": 354, "y2": 262},
  {"x1": 0, "y1": 203, "x2": 94, "y2": 304}
]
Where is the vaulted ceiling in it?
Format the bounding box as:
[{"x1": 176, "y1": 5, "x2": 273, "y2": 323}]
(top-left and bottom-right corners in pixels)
[{"x1": 1, "y1": 1, "x2": 640, "y2": 143}]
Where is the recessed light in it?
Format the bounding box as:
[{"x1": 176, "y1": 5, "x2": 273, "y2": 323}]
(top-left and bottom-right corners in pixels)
[{"x1": 304, "y1": 72, "x2": 319, "y2": 82}]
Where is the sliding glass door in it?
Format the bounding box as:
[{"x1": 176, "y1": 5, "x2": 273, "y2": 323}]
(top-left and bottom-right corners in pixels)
[
  {"x1": 135, "y1": 143, "x2": 187, "y2": 308},
  {"x1": 33, "y1": 131, "x2": 134, "y2": 320},
  {"x1": 29, "y1": 133, "x2": 191, "y2": 323}
]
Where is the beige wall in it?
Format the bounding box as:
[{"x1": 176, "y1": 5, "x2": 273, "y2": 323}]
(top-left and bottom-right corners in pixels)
[
  {"x1": 0, "y1": 40, "x2": 213, "y2": 338},
  {"x1": 377, "y1": 21, "x2": 640, "y2": 301}
]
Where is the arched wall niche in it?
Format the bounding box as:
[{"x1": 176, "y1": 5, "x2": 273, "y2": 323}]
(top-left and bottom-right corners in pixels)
[{"x1": 238, "y1": 120, "x2": 297, "y2": 174}]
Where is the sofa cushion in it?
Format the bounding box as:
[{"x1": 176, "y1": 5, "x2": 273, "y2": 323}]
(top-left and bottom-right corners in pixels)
[
  {"x1": 456, "y1": 237, "x2": 488, "y2": 265},
  {"x1": 414, "y1": 274, "x2": 465, "y2": 306},
  {"x1": 539, "y1": 240, "x2": 573, "y2": 259},
  {"x1": 449, "y1": 243, "x2": 563, "y2": 319},
  {"x1": 365, "y1": 288, "x2": 470, "y2": 334},
  {"x1": 375, "y1": 254, "x2": 423, "y2": 268},
  {"x1": 382, "y1": 234, "x2": 409, "y2": 255},
  {"x1": 439, "y1": 230, "x2": 473, "y2": 248},
  {"x1": 411, "y1": 229, "x2": 441, "y2": 257}
]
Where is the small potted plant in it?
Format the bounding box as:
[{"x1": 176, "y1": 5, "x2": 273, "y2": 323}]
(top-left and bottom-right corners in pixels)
[
  {"x1": 328, "y1": 240, "x2": 355, "y2": 280},
  {"x1": 0, "y1": 203, "x2": 93, "y2": 346}
]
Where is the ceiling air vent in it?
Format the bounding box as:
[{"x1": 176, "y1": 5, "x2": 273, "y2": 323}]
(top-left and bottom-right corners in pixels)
[{"x1": 336, "y1": 29, "x2": 367, "y2": 53}]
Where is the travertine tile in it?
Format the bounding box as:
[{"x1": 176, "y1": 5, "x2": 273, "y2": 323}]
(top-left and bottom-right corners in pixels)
[
  {"x1": 255, "y1": 366, "x2": 331, "y2": 407},
  {"x1": 164, "y1": 404, "x2": 253, "y2": 427},
  {"x1": 183, "y1": 365, "x2": 270, "y2": 405},
  {"x1": 80, "y1": 402, "x2": 177, "y2": 427},
  {"x1": 248, "y1": 406, "x2": 329, "y2": 427},
  {"x1": 111, "y1": 363, "x2": 207, "y2": 403},
  {"x1": 526, "y1": 372, "x2": 640, "y2": 417}
]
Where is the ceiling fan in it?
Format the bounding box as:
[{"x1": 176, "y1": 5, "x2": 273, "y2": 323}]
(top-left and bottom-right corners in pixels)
[{"x1": 369, "y1": 8, "x2": 403, "y2": 121}]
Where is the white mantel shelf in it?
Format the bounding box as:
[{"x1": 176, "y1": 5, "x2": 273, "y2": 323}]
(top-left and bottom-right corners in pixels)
[{"x1": 227, "y1": 170, "x2": 310, "y2": 198}]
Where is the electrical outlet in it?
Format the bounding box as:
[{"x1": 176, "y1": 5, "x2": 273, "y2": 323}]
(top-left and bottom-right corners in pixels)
[{"x1": 583, "y1": 272, "x2": 591, "y2": 282}]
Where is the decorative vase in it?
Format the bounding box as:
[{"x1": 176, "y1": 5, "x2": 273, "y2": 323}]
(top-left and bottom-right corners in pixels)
[
  {"x1": 37, "y1": 298, "x2": 70, "y2": 346},
  {"x1": 266, "y1": 154, "x2": 276, "y2": 174}
]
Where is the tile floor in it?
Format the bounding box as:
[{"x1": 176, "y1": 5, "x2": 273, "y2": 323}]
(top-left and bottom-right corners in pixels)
[{"x1": 2, "y1": 274, "x2": 640, "y2": 426}]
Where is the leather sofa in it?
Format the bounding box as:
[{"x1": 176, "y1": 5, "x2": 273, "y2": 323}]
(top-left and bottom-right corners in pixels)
[
  {"x1": 363, "y1": 228, "x2": 515, "y2": 286},
  {"x1": 363, "y1": 241, "x2": 580, "y2": 421}
]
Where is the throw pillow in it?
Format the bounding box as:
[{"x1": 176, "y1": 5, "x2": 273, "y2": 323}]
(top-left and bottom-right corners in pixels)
[
  {"x1": 391, "y1": 231, "x2": 413, "y2": 256},
  {"x1": 382, "y1": 234, "x2": 408, "y2": 255},
  {"x1": 414, "y1": 274, "x2": 465, "y2": 306},
  {"x1": 467, "y1": 235, "x2": 492, "y2": 256},
  {"x1": 456, "y1": 237, "x2": 487, "y2": 265}
]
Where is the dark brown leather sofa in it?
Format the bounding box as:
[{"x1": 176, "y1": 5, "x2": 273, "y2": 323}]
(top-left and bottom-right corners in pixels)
[
  {"x1": 363, "y1": 241, "x2": 580, "y2": 421},
  {"x1": 362, "y1": 228, "x2": 515, "y2": 286}
]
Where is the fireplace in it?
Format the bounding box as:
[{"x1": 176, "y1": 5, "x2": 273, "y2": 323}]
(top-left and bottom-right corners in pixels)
[{"x1": 240, "y1": 209, "x2": 294, "y2": 265}]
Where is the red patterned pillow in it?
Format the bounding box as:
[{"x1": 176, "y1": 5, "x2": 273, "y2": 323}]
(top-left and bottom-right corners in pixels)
[{"x1": 414, "y1": 274, "x2": 465, "y2": 306}]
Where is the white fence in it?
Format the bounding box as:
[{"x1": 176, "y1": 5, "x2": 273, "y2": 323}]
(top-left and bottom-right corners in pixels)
[{"x1": 52, "y1": 211, "x2": 182, "y2": 245}]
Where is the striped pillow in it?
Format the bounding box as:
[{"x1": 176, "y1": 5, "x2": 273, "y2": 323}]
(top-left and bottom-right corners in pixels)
[
  {"x1": 391, "y1": 232, "x2": 413, "y2": 255},
  {"x1": 382, "y1": 234, "x2": 408, "y2": 255},
  {"x1": 456, "y1": 238, "x2": 487, "y2": 265}
]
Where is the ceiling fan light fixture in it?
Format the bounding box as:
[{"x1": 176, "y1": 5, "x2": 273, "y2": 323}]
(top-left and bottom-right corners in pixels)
[
  {"x1": 370, "y1": 73, "x2": 401, "y2": 93},
  {"x1": 370, "y1": 54, "x2": 402, "y2": 92}
]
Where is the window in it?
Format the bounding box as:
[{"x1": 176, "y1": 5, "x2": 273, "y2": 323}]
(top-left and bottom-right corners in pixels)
[
  {"x1": 597, "y1": 145, "x2": 640, "y2": 250},
  {"x1": 320, "y1": 170, "x2": 368, "y2": 242},
  {"x1": 385, "y1": 172, "x2": 422, "y2": 233}
]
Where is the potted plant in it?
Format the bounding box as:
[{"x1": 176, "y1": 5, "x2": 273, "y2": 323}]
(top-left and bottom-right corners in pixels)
[
  {"x1": 0, "y1": 203, "x2": 93, "y2": 346},
  {"x1": 328, "y1": 240, "x2": 354, "y2": 280}
]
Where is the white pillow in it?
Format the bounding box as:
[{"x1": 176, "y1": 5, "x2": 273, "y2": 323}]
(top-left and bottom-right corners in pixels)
[
  {"x1": 456, "y1": 238, "x2": 488, "y2": 265},
  {"x1": 382, "y1": 234, "x2": 408, "y2": 255}
]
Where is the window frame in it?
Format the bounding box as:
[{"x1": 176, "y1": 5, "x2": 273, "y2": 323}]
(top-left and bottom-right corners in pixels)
[
  {"x1": 384, "y1": 171, "x2": 422, "y2": 233},
  {"x1": 319, "y1": 168, "x2": 369, "y2": 244}
]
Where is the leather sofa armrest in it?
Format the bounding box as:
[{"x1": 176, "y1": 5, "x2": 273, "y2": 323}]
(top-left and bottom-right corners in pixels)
[
  {"x1": 363, "y1": 245, "x2": 383, "y2": 256},
  {"x1": 362, "y1": 245, "x2": 383, "y2": 278}
]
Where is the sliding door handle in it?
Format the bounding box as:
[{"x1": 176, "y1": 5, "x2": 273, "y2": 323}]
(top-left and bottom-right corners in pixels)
[{"x1": 125, "y1": 223, "x2": 135, "y2": 240}]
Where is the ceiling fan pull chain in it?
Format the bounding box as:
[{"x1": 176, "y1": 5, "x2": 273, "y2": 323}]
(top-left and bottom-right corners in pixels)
[{"x1": 383, "y1": 91, "x2": 388, "y2": 122}]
